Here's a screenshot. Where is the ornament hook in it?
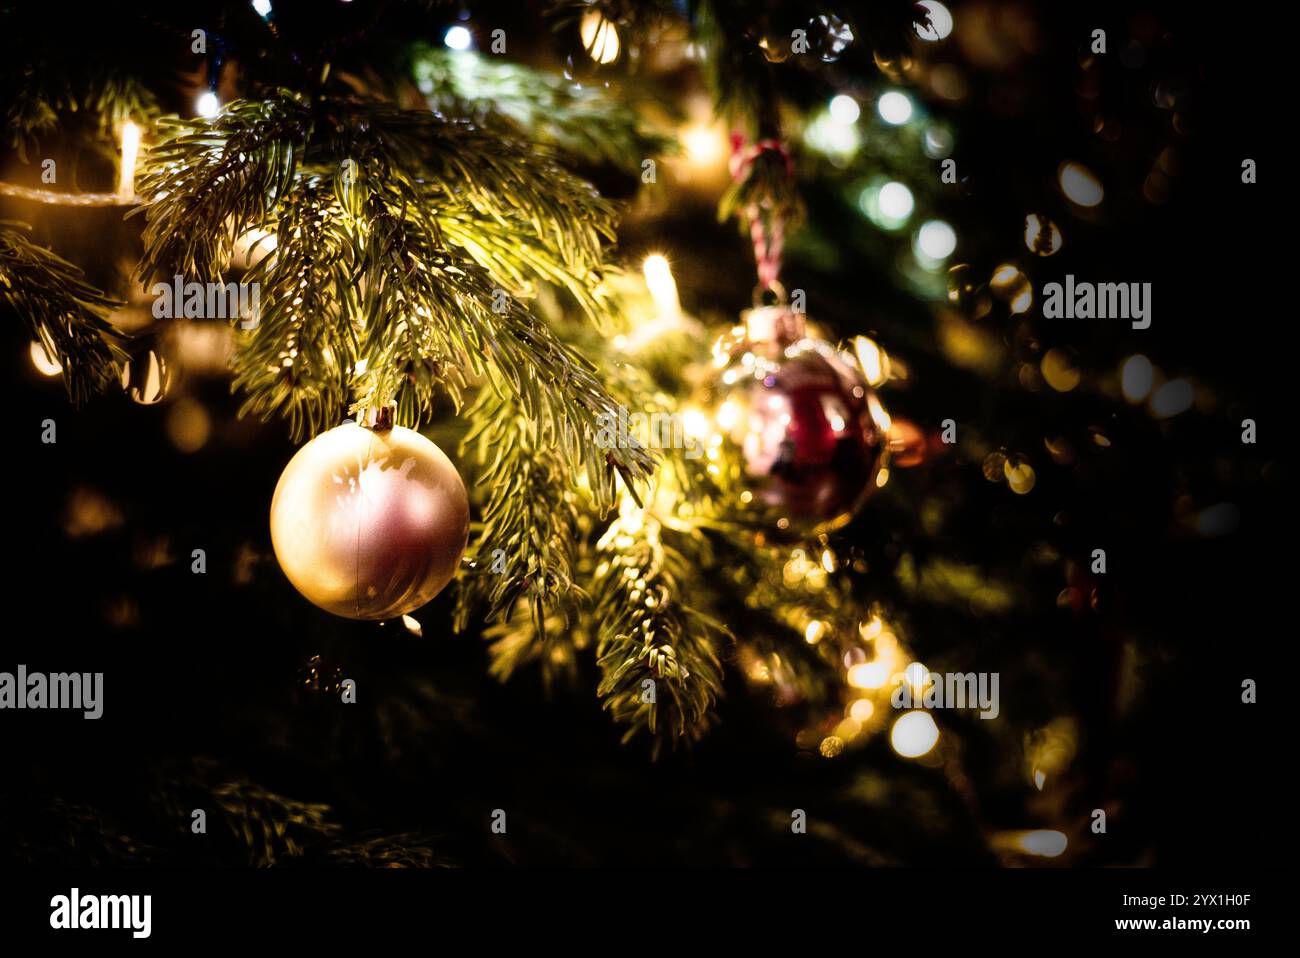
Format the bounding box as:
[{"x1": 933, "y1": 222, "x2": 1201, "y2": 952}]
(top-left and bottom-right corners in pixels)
[{"x1": 360, "y1": 402, "x2": 396, "y2": 431}]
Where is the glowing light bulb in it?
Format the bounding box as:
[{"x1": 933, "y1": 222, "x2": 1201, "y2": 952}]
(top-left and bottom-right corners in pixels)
[
  {"x1": 30, "y1": 341, "x2": 61, "y2": 376},
  {"x1": 877, "y1": 91, "x2": 914, "y2": 125},
  {"x1": 915, "y1": 219, "x2": 957, "y2": 261},
  {"x1": 444, "y1": 25, "x2": 472, "y2": 50},
  {"x1": 828, "y1": 94, "x2": 860, "y2": 125},
  {"x1": 580, "y1": 9, "x2": 620, "y2": 64},
  {"x1": 642, "y1": 254, "x2": 680, "y2": 319},
  {"x1": 117, "y1": 120, "x2": 141, "y2": 199},
  {"x1": 914, "y1": 1, "x2": 953, "y2": 42},
  {"x1": 196, "y1": 91, "x2": 220, "y2": 118},
  {"x1": 891, "y1": 711, "x2": 939, "y2": 757},
  {"x1": 681, "y1": 123, "x2": 724, "y2": 167},
  {"x1": 877, "y1": 181, "x2": 914, "y2": 221},
  {"x1": 1058, "y1": 161, "x2": 1103, "y2": 207},
  {"x1": 848, "y1": 661, "x2": 890, "y2": 689},
  {"x1": 251, "y1": 0, "x2": 272, "y2": 17}
]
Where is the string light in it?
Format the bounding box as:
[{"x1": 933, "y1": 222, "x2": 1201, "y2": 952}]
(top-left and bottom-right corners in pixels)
[
  {"x1": 30, "y1": 341, "x2": 62, "y2": 376},
  {"x1": 877, "y1": 91, "x2": 914, "y2": 125},
  {"x1": 876, "y1": 181, "x2": 914, "y2": 222},
  {"x1": 580, "y1": 9, "x2": 620, "y2": 64},
  {"x1": 914, "y1": 1, "x2": 954, "y2": 42},
  {"x1": 890, "y1": 711, "x2": 939, "y2": 757},
  {"x1": 828, "y1": 94, "x2": 860, "y2": 125},
  {"x1": 116, "y1": 120, "x2": 141, "y2": 200},
  {"x1": 443, "y1": 25, "x2": 472, "y2": 51},
  {"x1": 914, "y1": 219, "x2": 957, "y2": 263},
  {"x1": 196, "y1": 90, "x2": 220, "y2": 118},
  {"x1": 1058, "y1": 161, "x2": 1104, "y2": 207},
  {"x1": 642, "y1": 254, "x2": 680, "y2": 320}
]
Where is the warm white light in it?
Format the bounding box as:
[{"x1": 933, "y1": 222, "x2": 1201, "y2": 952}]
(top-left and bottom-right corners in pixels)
[
  {"x1": 681, "y1": 123, "x2": 725, "y2": 167},
  {"x1": 680, "y1": 407, "x2": 710, "y2": 440},
  {"x1": 891, "y1": 711, "x2": 940, "y2": 757},
  {"x1": 117, "y1": 120, "x2": 141, "y2": 199},
  {"x1": 914, "y1": 1, "x2": 953, "y2": 41},
  {"x1": 1059, "y1": 161, "x2": 1103, "y2": 207},
  {"x1": 877, "y1": 91, "x2": 914, "y2": 125},
  {"x1": 30, "y1": 341, "x2": 61, "y2": 376},
  {"x1": 642, "y1": 254, "x2": 680, "y2": 319},
  {"x1": 196, "y1": 91, "x2": 220, "y2": 118},
  {"x1": 828, "y1": 94, "x2": 860, "y2": 125},
  {"x1": 915, "y1": 219, "x2": 957, "y2": 260},
  {"x1": 853, "y1": 336, "x2": 888, "y2": 386},
  {"x1": 878, "y1": 181, "x2": 914, "y2": 220},
  {"x1": 848, "y1": 661, "x2": 890, "y2": 689},
  {"x1": 580, "y1": 9, "x2": 620, "y2": 64},
  {"x1": 444, "y1": 25, "x2": 472, "y2": 50}
]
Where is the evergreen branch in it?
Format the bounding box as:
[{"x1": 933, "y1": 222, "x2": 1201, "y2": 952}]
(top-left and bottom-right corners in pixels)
[
  {"x1": 481, "y1": 601, "x2": 586, "y2": 692},
  {"x1": 324, "y1": 833, "x2": 453, "y2": 868},
  {"x1": 133, "y1": 92, "x2": 655, "y2": 497},
  {"x1": 133, "y1": 95, "x2": 313, "y2": 286},
  {"x1": 348, "y1": 194, "x2": 658, "y2": 497},
  {"x1": 592, "y1": 510, "x2": 728, "y2": 755},
  {"x1": 209, "y1": 778, "x2": 343, "y2": 867},
  {"x1": 455, "y1": 387, "x2": 585, "y2": 633},
  {"x1": 411, "y1": 47, "x2": 673, "y2": 173},
  {"x1": 0, "y1": 221, "x2": 127, "y2": 404},
  {"x1": 230, "y1": 181, "x2": 354, "y2": 440}
]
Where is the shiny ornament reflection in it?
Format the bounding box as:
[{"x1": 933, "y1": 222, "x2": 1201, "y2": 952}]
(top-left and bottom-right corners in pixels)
[
  {"x1": 706, "y1": 307, "x2": 885, "y2": 531},
  {"x1": 270, "y1": 421, "x2": 469, "y2": 620}
]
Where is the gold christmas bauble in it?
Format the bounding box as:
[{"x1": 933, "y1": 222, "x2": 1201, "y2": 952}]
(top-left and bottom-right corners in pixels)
[{"x1": 269, "y1": 420, "x2": 470, "y2": 620}]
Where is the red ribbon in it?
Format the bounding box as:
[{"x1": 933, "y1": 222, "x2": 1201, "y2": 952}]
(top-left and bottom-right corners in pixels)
[{"x1": 729, "y1": 136, "x2": 793, "y2": 293}]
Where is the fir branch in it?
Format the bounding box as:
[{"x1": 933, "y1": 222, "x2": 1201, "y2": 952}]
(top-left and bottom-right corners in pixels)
[
  {"x1": 133, "y1": 93, "x2": 656, "y2": 505},
  {"x1": 592, "y1": 511, "x2": 728, "y2": 754},
  {"x1": 455, "y1": 387, "x2": 585, "y2": 633},
  {"x1": 481, "y1": 601, "x2": 586, "y2": 692},
  {"x1": 411, "y1": 47, "x2": 673, "y2": 173},
  {"x1": 230, "y1": 181, "x2": 354, "y2": 440},
  {"x1": 133, "y1": 95, "x2": 313, "y2": 286},
  {"x1": 324, "y1": 832, "x2": 453, "y2": 868},
  {"x1": 0, "y1": 221, "x2": 127, "y2": 404},
  {"x1": 209, "y1": 777, "x2": 343, "y2": 867}
]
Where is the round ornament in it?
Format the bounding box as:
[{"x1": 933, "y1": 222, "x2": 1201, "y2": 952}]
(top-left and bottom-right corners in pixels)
[
  {"x1": 705, "y1": 305, "x2": 886, "y2": 531},
  {"x1": 269, "y1": 412, "x2": 470, "y2": 620}
]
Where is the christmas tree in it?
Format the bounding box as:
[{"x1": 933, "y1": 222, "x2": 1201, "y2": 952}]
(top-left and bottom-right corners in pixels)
[{"x1": 0, "y1": 0, "x2": 1278, "y2": 879}]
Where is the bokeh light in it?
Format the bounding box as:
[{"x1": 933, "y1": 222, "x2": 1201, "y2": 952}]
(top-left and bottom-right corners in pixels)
[
  {"x1": 1058, "y1": 161, "x2": 1103, "y2": 207},
  {"x1": 891, "y1": 711, "x2": 939, "y2": 757},
  {"x1": 877, "y1": 90, "x2": 914, "y2": 125}
]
